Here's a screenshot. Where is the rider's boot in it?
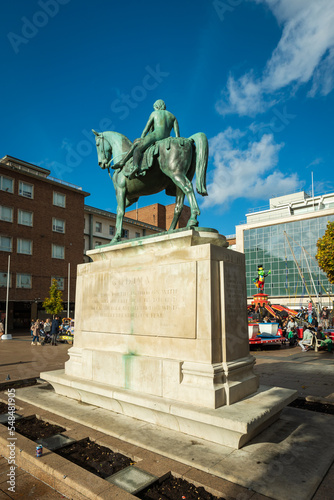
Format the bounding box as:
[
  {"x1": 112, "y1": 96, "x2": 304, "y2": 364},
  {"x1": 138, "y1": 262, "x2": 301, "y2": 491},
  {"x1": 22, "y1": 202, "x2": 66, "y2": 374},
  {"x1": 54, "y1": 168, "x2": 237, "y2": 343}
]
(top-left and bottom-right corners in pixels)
[{"x1": 112, "y1": 159, "x2": 125, "y2": 170}]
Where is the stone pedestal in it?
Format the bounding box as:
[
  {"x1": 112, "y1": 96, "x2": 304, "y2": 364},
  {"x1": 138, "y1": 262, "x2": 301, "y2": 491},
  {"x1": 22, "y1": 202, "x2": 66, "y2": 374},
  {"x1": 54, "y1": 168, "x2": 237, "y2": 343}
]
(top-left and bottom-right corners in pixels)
[{"x1": 42, "y1": 229, "x2": 296, "y2": 448}]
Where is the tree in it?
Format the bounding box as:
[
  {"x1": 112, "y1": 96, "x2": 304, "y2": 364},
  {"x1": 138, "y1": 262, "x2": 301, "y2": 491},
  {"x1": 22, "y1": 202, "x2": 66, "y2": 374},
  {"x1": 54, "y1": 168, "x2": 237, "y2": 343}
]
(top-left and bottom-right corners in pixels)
[
  {"x1": 316, "y1": 221, "x2": 334, "y2": 284},
  {"x1": 42, "y1": 279, "x2": 63, "y2": 317}
]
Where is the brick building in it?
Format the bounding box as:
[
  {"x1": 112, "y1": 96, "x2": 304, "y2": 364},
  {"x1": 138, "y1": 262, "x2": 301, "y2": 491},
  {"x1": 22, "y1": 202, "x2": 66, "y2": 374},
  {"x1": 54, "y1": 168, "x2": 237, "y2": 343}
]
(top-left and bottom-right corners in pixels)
[
  {"x1": 0, "y1": 155, "x2": 192, "y2": 330},
  {"x1": 126, "y1": 203, "x2": 191, "y2": 230},
  {"x1": 84, "y1": 205, "x2": 162, "y2": 261},
  {"x1": 0, "y1": 156, "x2": 89, "y2": 329}
]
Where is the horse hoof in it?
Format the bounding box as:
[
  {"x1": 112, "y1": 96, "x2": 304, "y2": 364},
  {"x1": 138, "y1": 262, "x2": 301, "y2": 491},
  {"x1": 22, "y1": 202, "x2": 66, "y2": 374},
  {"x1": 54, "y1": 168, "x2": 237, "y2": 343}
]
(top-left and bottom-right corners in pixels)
[
  {"x1": 187, "y1": 220, "x2": 199, "y2": 229},
  {"x1": 111, "y1": 236, "x2": 121, "y2": 243}
]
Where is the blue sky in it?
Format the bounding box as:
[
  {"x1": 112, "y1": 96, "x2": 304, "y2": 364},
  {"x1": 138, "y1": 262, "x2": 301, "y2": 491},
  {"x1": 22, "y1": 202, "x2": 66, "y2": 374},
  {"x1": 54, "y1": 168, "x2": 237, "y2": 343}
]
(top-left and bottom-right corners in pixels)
[{"x1": 1, "y1": 0, "x2": 334, "y2": 235}]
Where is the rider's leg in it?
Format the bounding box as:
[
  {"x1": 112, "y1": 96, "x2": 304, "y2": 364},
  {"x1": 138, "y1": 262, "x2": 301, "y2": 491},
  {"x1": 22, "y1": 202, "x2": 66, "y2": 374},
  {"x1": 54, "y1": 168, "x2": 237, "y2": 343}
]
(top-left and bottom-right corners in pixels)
[
  {"x1": 132, "y1": 145, "x2": 144, "y2": 171},
  {"x1": 112, "y1": 143, "x2": 137, "y2": 170},
  {"x1": 129, "y1": 135, "x2": 158, "y2": 178}
]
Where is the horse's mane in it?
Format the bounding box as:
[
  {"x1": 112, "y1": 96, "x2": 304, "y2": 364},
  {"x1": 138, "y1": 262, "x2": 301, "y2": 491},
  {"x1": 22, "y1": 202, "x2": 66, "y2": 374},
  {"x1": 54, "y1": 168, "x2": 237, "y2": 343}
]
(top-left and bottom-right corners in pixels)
[{"x1": 102, "y1": 130, "x2": 133, "y2": 149}]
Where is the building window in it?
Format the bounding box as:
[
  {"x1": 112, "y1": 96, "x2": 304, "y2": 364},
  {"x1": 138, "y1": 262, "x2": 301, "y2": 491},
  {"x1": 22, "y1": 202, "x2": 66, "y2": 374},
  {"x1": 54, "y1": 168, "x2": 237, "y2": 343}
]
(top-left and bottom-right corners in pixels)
[
  {"x1": 19, "y1": 181, "x2": 34, "y2": 199},
  {"x1": 96, "y1": 222, "x2": 102, "y2": 233},
  {"x1": 135, "y1": 232, "x2": 140, "y2": 238},
  {"x1": 0, "y1": 175, "x2": 13, "y2": 193},
  {"x1": 122, "y1": 229, "x2": 129, "y2": 239},
  {"x1": 53, "y1": 192, "x2": 66, "y2": 208},
  {"x1": 243, "y1": 214, "x2": 334, "y2": 297},
  {"x1": 0, "y1": 272, "x2": 11, "y2": 288},
  {"x1": 0, "y1": 236, "x2": 12, "y2": 252},
  {"x1": 0, "y1": 206, "x2": 13, "y2": 222},
  {"x1": 52, "y1": 218, "x2": 65, "y2": 233},
  {"x1": 51, "y1": 276, "x2": 64, "y2": 290},
  {"x1": 109, "y1": 225, "x2": 115, "y2": 236},
  {"x1": 16, "y1": 273, "x2": 32, "y2": 289},
  {"x1": 17, "y1": 238, "x2": 32, "y2": 255},
  {"x1": 18, "y1": 209, "x2": 33, "y2": 226},
  {"x1": 143, "y1": 229, "x2": 146, "y2": 236},
  {"x1": 95, "y1": 242, "x2": 102, "y2": 247},
  {"x1": 52, "y1": 244, "x2": 65, "y2": 259}
]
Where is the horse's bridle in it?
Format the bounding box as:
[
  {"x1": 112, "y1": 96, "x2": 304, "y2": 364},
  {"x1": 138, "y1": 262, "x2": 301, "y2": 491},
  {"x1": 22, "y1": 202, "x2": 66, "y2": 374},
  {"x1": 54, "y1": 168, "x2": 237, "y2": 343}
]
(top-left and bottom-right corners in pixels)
[{"x1": 99, "y1": 134, "x2": 112, "y2": 168}]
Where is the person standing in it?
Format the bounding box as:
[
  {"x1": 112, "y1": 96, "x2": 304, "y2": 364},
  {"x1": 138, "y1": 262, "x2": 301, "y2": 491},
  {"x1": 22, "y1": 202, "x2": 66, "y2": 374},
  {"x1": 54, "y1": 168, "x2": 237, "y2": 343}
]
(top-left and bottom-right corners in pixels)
[
  {"x1": 51, "y1": 316, "x2": 61, "y2": 346},
  {"x1": 30, "y1": 319, "x2": 35, "y2": 338},
  {"x1": 320, "y1": 307, "x2": 330, "y2": 329},
  {"x1": 44, "y1": 318, "x2": 51, "y2": 335},
  {"x1": 286, "y1": 316, "x2": 297, "y2": 332},
  {"x1": 31, "y1": 319, "x2": 41, "y2": 345}
]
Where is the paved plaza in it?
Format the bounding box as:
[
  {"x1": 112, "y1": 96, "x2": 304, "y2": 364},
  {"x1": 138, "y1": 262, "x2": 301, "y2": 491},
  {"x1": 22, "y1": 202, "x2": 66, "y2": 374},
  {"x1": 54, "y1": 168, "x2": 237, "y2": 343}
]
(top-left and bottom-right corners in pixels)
[{"x1": 0, "y1": 332, "x2": 333, "y2": 499}]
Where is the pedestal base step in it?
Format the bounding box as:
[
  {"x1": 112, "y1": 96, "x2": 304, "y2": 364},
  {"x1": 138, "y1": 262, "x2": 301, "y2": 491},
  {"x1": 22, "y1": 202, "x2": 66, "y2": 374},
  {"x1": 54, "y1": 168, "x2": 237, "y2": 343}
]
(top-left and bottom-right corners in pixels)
[{"x1": 40, "y1": 369, "x2": 296, "y2": 449}]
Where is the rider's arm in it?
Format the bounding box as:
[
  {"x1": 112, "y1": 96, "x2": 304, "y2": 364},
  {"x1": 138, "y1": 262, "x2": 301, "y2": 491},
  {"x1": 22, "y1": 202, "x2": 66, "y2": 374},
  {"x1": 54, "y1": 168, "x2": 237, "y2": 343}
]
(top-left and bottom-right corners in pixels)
[
  {"x1": 141, "y1": 114, "x2": 154, "y2": 138},
  {"x1": 174, "y1": 118, "x2": 180, "y2": 138}
]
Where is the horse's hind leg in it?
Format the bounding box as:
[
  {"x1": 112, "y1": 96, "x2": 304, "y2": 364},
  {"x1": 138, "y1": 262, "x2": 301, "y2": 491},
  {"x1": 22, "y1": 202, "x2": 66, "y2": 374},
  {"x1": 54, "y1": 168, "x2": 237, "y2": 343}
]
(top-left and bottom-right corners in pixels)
[
  {"x1": 168, "y1": 172, "x2": 200, "y2": 228},
  {"x1": 168, "y1": 187, "x2": 185, "y2": 231}
]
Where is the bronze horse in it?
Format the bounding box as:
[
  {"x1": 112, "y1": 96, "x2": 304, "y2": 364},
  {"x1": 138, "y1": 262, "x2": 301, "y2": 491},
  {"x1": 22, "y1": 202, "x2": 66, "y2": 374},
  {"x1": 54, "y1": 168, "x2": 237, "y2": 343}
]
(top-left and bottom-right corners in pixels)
[{"x1": 93, "y1": 130, "x2": 208, "y2": 242}]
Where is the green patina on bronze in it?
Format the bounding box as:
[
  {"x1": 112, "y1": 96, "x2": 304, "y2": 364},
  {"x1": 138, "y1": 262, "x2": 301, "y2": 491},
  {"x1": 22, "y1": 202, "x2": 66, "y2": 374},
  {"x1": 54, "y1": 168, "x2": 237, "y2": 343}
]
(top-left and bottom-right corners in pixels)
[
  {"x1": 93, "y1": 99, "x2": 209, "y2": 244},
  {"x1": 94, "y1": 227, "x2": 218, "y2": 249},
  {"x1": 122, "y1": 351, "x2": 137, "y2": 390}
]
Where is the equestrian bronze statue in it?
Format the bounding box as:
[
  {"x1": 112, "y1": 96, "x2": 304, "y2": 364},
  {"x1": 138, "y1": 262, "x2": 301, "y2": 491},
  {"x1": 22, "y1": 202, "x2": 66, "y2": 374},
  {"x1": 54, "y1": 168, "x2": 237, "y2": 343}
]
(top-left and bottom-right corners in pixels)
[{"x1": 93, "y1": 99, "x2": 208, "y2": 242}]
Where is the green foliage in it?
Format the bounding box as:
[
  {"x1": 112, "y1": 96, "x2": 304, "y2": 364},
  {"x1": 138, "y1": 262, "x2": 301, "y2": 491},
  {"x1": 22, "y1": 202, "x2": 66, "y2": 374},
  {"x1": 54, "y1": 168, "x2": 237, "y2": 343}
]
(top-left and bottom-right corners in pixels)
[
  {"x1": 42, "y1": 279, "x2": 63, "y2": 316},
  {"x1": 316, "y1": 221, "x2": 334, "y2": 284}
]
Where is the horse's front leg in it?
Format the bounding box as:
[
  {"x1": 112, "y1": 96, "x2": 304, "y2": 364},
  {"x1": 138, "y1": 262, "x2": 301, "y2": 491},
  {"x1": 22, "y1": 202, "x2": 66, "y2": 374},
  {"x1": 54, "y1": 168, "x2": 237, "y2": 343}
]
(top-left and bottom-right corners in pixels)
[{"x1": 112, "y1": 175, "x2": 126, "y2": 242}]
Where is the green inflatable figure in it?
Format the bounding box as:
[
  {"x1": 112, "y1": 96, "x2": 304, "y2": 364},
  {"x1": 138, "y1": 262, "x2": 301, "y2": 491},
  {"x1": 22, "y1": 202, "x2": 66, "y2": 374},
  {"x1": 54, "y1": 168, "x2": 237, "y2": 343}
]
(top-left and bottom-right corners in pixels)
[{"x1": 253, "y1": 265, "x2": 271, "y2": 293}]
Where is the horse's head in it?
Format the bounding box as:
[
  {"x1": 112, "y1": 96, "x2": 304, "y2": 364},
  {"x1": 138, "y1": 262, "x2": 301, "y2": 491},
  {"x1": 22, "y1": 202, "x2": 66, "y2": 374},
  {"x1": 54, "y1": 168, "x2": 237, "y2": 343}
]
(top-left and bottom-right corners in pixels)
[{"x1": 92, "y1": 130, "x2": 112, "y2": 169}]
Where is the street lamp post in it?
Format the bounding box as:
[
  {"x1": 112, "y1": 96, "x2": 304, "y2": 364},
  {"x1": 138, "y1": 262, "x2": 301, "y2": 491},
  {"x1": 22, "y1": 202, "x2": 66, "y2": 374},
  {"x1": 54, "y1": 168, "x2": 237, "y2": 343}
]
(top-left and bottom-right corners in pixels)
[{"x1": 2, "y1": 255, "x2": 12, "y2": 340}]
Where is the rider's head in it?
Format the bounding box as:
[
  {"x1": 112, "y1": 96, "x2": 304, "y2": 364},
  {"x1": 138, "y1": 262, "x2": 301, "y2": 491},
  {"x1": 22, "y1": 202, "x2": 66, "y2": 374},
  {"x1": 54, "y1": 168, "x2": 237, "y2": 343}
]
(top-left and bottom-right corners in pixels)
[{"x1": 153, "y1": 99, "x2": 166, "y2": 110}]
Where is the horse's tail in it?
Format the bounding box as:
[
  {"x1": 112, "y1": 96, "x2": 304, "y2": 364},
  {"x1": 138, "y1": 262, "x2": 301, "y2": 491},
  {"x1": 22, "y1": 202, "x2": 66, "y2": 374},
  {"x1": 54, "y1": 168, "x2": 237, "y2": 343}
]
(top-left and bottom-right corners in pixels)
[{"x1": 189, "y1": 132, "x2": 208, "y2": 196}]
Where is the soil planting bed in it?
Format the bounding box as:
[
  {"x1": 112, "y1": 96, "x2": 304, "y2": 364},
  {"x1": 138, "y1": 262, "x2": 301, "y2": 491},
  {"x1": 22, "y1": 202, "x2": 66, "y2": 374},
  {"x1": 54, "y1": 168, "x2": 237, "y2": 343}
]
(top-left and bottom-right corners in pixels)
[
  {"x1": 0, "y1": 403, "x2": 9, "y2": 413},
  {"x1": 0, "y1": 378, "x2": 37, "y2": 392},
  {"x1": 289, "y1": 398, "x2": 334, "y2": 414},
  {"x1": 55, "y1": 437, "x2": 133, "y2": 479},
  {"x1": 138, "y1": 476, "x2": 226, "y2": 500},
  {"x1": 14, "y1": 415, "x2": 66, "y2": 440}
]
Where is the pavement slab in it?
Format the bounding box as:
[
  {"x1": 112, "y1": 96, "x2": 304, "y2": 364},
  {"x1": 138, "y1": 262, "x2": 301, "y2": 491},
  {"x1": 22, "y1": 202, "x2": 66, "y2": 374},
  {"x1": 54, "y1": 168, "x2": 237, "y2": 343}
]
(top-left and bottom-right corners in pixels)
[
  {"x1": 12, "y1": 384, "x2": 334, "y2": 500},
  {"x1": 0, "y1": 333, "x2": 334, "y2": 499}
]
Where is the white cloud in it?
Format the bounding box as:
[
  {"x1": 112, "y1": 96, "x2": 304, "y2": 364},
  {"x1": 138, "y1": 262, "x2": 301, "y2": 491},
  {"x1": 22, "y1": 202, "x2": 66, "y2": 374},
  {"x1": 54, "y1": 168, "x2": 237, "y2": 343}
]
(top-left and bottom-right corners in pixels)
[
  {"x1": 217, "y1": 0, "x2": 334, "y2": 116},
  {"x1": 308, "y1": 48, "x2": 334, "y2": 97},
  {"x1": 202, "y1": 127, "x2": 300, "y2": 209}
]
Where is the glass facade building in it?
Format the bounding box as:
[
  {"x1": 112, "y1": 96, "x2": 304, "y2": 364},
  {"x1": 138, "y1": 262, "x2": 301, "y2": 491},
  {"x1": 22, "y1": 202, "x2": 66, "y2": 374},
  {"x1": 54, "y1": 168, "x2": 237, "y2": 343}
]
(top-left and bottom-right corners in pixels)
[{"x1": 244, "y1": 214, "x2": 334, "y2": 300}]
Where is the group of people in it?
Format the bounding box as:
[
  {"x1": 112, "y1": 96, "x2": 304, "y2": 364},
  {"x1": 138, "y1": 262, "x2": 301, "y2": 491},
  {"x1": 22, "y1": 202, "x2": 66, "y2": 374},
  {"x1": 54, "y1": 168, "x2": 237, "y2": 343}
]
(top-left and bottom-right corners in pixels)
[
  {"x1": 30, "y1": 316, "x2": 62, "y2": 346},
  {"x1": 298, "y1": 325, "x2": 333, "y2": 352},
  {"x1": 282, "y1": 310, "x2": 333, "y2": 353},
  {"x1": 296, "y1": 305, "x2": 333, "y2": 329},
  {"x1": 249, "y1": 304, "x2": 334, "y2": 353}
]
